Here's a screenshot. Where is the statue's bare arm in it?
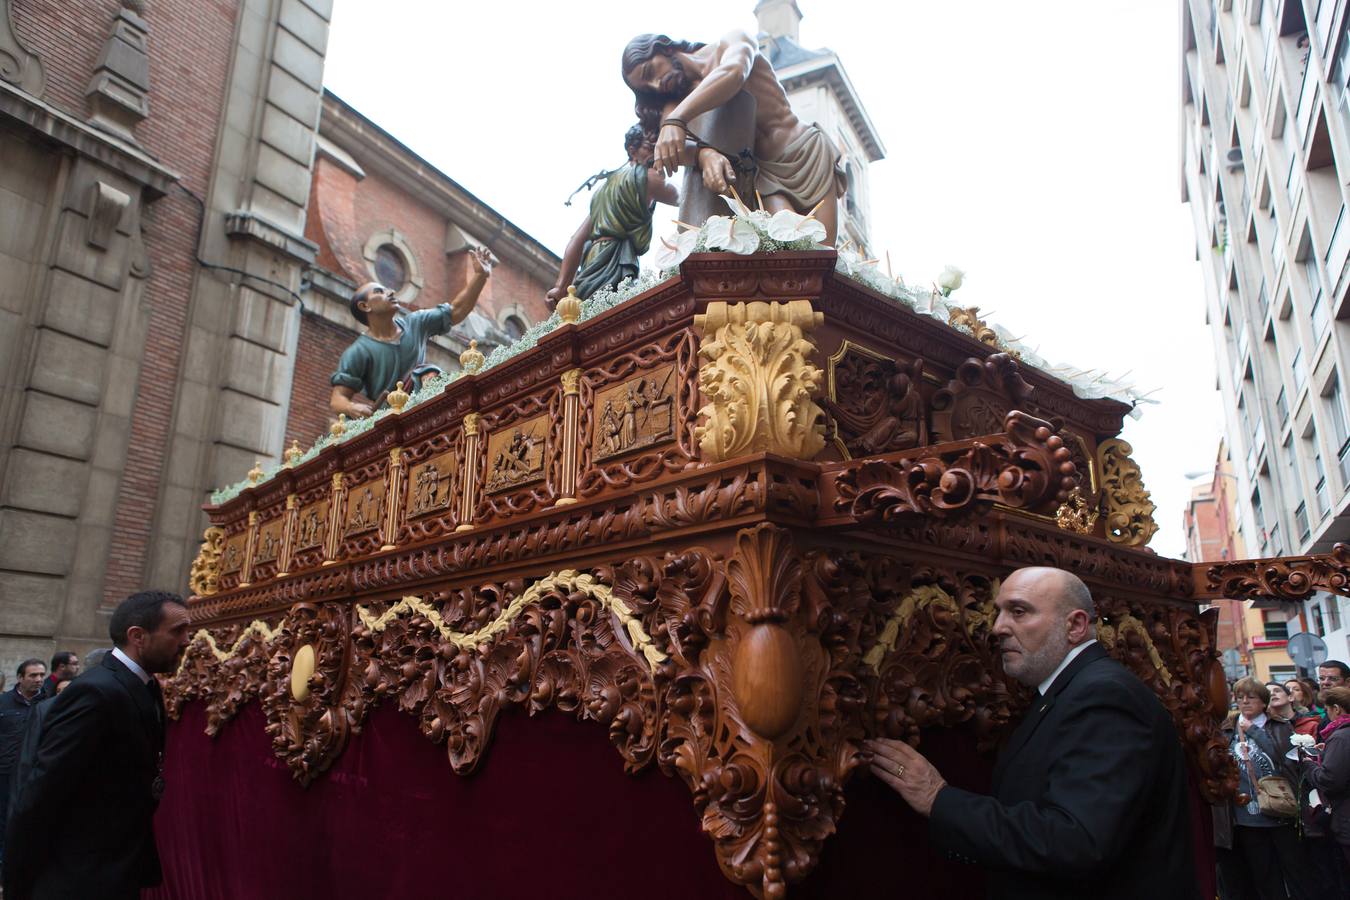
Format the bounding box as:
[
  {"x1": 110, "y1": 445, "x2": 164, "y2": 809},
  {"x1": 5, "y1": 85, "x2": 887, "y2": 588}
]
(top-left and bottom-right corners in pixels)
[
  {"x1": 655, "y1": 32, "x2": 756, "y2": 174},
  {"x1": 448, "y1": 246, "x2": 494, "y2": 323},
  {"x1": 548, "y1": 216, "x2": 593, "y2": 305},
  {"x1": 646, "y1": 166, "x2": 679, "y2": 207},
  {"x1": 330, "y1": 385, "x2": 373, "y2": 418}
]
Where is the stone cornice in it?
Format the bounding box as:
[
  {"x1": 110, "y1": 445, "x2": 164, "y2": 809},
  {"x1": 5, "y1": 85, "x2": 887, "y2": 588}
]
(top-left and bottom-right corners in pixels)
[
  {"x1": 318, "y1": 90, "x2": 560, "y2": 288},
  {"x1": 0, "y1": 78, "x2": 177, "y2": 196}
]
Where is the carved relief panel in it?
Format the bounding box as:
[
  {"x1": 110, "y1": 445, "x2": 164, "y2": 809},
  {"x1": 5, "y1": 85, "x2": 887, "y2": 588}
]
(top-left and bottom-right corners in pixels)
[
  {"x1": 399, "y1": 427, "x2": 465, "y2": 544},
  {"x1": 823, "y1": 341, "x2": 928, "y2": 459},
  {"x1": 484, "y1": 414, "x2": 548, "y2": 494},
  {"x1": 339, "y1": 453, "x2": 390, "y2": 559},
  {"x1": 591, "y1": 363, "x2": 677, "y2": 462},
  {"x1": 217, "y1": 525, "x2": 249, "y2": 592},
  {"x1": 576, "y1": 329, "x2": 699, "y2": 499},
  {"x1": 250, "y1": 515, "x2": 286, "y2": 580}
]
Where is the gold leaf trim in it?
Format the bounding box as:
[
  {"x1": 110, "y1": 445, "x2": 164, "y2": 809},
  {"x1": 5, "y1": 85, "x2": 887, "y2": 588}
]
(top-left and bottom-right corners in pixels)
[
  {"x1": 178, "y1": 619, "x2": 285, "y2": 673},
  {"x1": 1097, "y1": 614, "x2": 1173, "y2": 685},
  {"x1": 355, "y1": 570, "x2": 668, "y2": 671}
]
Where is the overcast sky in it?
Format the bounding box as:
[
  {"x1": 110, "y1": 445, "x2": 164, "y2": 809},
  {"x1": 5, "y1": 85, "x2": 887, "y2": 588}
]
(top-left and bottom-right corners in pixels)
[{"x1": 324, "y1": 0, "x2": 1222, "y2": 557}]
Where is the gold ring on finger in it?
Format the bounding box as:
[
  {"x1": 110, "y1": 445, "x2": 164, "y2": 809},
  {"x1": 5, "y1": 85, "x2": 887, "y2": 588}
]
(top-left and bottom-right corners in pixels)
[{"x1": 894, "y1": 765, "x2": 905, "y2": 778}]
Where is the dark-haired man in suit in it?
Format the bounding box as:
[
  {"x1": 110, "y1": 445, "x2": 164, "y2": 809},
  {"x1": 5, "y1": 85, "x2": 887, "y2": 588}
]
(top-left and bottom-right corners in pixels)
[
  {"x1": 4, "y1": 590, "x2": 191, "y2": 899},
  {"x1": 865, "y1": 567, "x2": 1198, "y2": 900}
]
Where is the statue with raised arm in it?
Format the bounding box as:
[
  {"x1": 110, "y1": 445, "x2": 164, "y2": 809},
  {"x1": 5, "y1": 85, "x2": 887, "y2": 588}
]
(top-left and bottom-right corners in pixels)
[
  {"x1": 621, "y1": 31, "x2": 846, "y2": 243},
  {"x1": 329, "y1": 246, "x2": 494, "y2": 418},
  {"x1": 548, "y1": 125, "x2": 679, "y2": 306}
]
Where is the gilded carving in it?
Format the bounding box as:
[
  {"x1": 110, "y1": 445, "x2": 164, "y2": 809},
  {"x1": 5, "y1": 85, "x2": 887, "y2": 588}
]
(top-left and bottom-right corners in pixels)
[
  {"x1": 592, "y1": 364, "x2": 676, "y2": 461},
  {"x1": 693, "y1": 299, "x2": 826, "y2": 461},
  {"x1": 1202, "y1": 542, "x2": 1350, "y2": 601},
  {"x1": 484, "y1": 414, "x2": 547, "y2": 494},
  {"x1": 188, "y1": 526, "x2": 226, "y2": 597},
  {"x1": 1097, "y1": 438, "x2": 1158, "y2": 547},
  {"x1": 1054, "y1": 486, "x2": 1099, "y2": 534},
  {"x1": 220, "y1": 533, "x2": 247, "y2": 575}
]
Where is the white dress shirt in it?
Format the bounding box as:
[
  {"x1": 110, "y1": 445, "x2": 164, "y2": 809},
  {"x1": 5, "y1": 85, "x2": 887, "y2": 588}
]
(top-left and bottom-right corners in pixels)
[
  {"x1": 111, "y1": 646, "x2": 150, "y2": 685},
  {"x1": 1037, "y1": 639, "x2": 1098, "y2": 696}
]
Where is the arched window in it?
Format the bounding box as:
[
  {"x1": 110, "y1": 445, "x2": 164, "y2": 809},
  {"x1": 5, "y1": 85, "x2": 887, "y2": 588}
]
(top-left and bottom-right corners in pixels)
[
  {"x1": 374, "y1": 245, "x2": 408, "y2": 292},
  {"x1": 503, "y1": 314, "x2": 527, "y2": 341}
]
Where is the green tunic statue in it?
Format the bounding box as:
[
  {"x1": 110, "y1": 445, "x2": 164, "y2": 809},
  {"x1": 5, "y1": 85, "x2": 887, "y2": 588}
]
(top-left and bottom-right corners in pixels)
[{"x1": 549, "y1": 126, "x2": 679, "y2": 305}]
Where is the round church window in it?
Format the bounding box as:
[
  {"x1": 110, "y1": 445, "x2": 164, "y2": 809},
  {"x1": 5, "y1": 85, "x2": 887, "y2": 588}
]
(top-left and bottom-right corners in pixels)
[{"x1": 374, "y1": 245, "x2": 408, "y2": 292}]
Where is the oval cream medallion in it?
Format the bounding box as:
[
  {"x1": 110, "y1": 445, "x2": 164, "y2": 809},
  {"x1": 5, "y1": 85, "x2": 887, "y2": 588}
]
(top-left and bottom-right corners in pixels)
[{"x1": 290, "y1": 643, "x2": 316, "y2": 701}]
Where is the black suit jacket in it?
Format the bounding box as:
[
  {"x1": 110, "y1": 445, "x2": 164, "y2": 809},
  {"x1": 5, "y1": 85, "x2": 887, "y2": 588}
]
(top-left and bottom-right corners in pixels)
[
  {"x1": 928, "y1": 642, "x2": 1197, "y2": 900},
  {"x1": 3, "y1": 653, "x2": 164, "y2": 900}
]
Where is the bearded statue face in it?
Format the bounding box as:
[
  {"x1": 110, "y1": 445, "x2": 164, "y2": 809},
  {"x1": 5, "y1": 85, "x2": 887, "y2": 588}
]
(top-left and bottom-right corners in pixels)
[{"x1": 624, "y1": 52, "x2": 692, "y2": 103}]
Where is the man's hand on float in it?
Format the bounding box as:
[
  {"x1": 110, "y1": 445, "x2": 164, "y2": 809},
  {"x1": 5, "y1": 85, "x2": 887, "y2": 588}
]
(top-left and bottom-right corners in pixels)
[
  {"x1": 347, "y1": 400, "x2": 375, "y2": 418},
  {"x1": 698, "y1": 149, "x2": 735, "y2": 194},
  {"x1": 864, "y1": 738, "x2": 948, "y2": 818},
  {"x1": 655, "y1": 122, "x2": 685, "y2": 175},
  {"x1": 545, "y1": 285, "x2": 565, "y2": 308}
]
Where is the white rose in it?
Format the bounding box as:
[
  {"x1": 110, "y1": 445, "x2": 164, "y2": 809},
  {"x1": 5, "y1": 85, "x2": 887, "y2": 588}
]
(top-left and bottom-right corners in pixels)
[
  {"x1": 937, "y1": 265, "x2": 965, "y2": 294},
  {"x1": 1291, "y1": 733, "x2": 1316, "y2": 750}
]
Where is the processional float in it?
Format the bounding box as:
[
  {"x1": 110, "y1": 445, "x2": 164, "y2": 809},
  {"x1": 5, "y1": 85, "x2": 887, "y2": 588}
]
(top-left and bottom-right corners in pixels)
[{"x1": 155, "y1": 244, "x2": 1350, "y2": 898}]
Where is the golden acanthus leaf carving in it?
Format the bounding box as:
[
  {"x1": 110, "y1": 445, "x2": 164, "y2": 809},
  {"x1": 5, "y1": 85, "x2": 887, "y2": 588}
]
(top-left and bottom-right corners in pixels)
[
  {"x1": 188, "y1": 526, "x2": 226, "y2": 597},
  {"x1": 693, "y1": 299, "x2": 826, "y2": 461},
  {"x1": 1097, "y1": 438, "x2": 1158, "y2": 547}
]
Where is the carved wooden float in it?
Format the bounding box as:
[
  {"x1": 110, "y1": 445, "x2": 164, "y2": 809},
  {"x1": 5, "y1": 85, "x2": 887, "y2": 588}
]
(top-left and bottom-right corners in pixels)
[{"x1": 165, "y1": 251, "x2": 1347, "y2": 898}]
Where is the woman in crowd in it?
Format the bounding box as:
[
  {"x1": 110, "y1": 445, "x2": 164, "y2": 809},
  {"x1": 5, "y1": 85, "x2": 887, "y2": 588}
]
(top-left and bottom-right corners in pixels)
[
  {"x1": 1215, "y1": 678, "x2": 1319, "y2": 899},
  {"x1": 1299, "y1": 685, "x2": 1350, "y2": 893},
  {"x1": 1269, "y1": 682, "x2": 1321, "y2": 738}
]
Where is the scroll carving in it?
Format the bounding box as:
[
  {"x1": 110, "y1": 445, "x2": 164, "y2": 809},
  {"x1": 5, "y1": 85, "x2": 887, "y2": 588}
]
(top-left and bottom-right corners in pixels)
[
  {"x1": 1097, "y1": 438, "x2": 1158, "y2": 547},
  {"x1": 830, "y1": 411, "x2": 1076, "y2": 523},
  {"x1": 1202, "y1": 543, "x2": 1350, "y2": 601},
  {"x1": 0, "y1": 0, "x2": 45, "y2": 96},
  {"x1": 930, "y1": 353, "x2": 1033, "y2": 442},
  {"x1": 694, "y1": 299, "x2": 826, "y2": 461}
]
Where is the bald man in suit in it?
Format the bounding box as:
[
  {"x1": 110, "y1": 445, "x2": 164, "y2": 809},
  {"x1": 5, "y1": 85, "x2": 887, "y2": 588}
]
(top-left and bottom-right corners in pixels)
[{"x1": 866, "y1": 567, "x2": 1199, "y2": 900}]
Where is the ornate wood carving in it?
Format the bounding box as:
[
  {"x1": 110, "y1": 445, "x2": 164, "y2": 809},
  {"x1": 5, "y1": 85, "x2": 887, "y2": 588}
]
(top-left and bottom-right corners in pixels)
[
  {"x1": 823, "y1": 342, "x2": 927, "y2": 458},
  {"x1": 827, "y1": 411, "x2": 1076, "y2": 524},
  {"x1": 1200, "y1": 543, "x2": 1350, "y2": 601},
  {"x1": 930, "y1": 353, "x2": 1033, "y2": 443},
  {"x1": 1097, "y1": 438, "x2": 1158, "y2": 548},
  {"x1": 188, "y1": 526, "x2": 225, "y2": 598},
  {"x1": 695, "y1": 300, "x2": 826, "y2": 462},
  {"x1": 592, "y1": 363, "x2": 677, "y2": 461},
  {"x1": 484, "y1": 413, "x2": 548, "y2": 494}
]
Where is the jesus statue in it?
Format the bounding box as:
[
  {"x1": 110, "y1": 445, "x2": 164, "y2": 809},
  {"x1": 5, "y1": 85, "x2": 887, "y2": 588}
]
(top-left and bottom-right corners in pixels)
[{"x1": 621, "y1": 31, "x2": 846, "y2": 244}]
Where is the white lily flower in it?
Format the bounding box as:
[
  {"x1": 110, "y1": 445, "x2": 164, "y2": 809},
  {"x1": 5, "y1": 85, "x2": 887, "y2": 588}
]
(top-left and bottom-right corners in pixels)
[
  {"x1": 937, "y1": 265, "x2": 965, "y2": 294},
  {"x1": 704, "y1": 215, "x2": 761, "y2": 254},
  {"x1": 654, "y1": 228, "x2": 700, "y2": 269},
  {"x1": 766, "y1": 208, "x2": 827, "y2": 243}
]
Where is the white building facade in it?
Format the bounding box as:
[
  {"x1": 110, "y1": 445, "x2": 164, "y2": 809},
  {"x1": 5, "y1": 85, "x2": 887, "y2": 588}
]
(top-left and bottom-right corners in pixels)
[
  {"x1": 755, "y1": 0, "x2": 885, "y2": 252},
  {"x1": 1180, "y1": 0, "x2": 1350, "y2": 661}
]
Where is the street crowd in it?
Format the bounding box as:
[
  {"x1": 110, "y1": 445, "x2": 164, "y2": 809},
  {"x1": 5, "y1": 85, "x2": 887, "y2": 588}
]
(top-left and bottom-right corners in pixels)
[
  {"x1": 1216, "y1": 662, "x2": 1350, "y2": 898},
  {"x1": 0, "y1": 591, "x2": 190, "y2": 899}
]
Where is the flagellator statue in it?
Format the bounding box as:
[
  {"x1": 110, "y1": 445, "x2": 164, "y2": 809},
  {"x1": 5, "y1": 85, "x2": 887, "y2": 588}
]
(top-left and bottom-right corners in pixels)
[
  {"x1": 329, "y1": 246, "x2": 494, "y2": 418},
  {"x1": 548, "y1": 125, "x2": 679, "y2": 305}
]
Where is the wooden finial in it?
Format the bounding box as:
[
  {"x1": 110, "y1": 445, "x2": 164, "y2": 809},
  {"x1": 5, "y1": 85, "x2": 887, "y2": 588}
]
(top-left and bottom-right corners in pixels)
[
  {"x1": 247, "y1": 460, "x2": 265, "y2": 485},
  {"x1": 460, "y1": 339, "x2": 485, "y2": 374},
  {"x1": 284, "y1": 439, "x2": 303, "y2": 467},
  {"x1": 387, "y1": 380, "x2": 410, "y2": 413},
  {"x1": 330, "y1": 413, "x2": 347, "y2": 438},
  {"x1": 557, "y1": 285, "x2": 582, "y2": 325}
]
